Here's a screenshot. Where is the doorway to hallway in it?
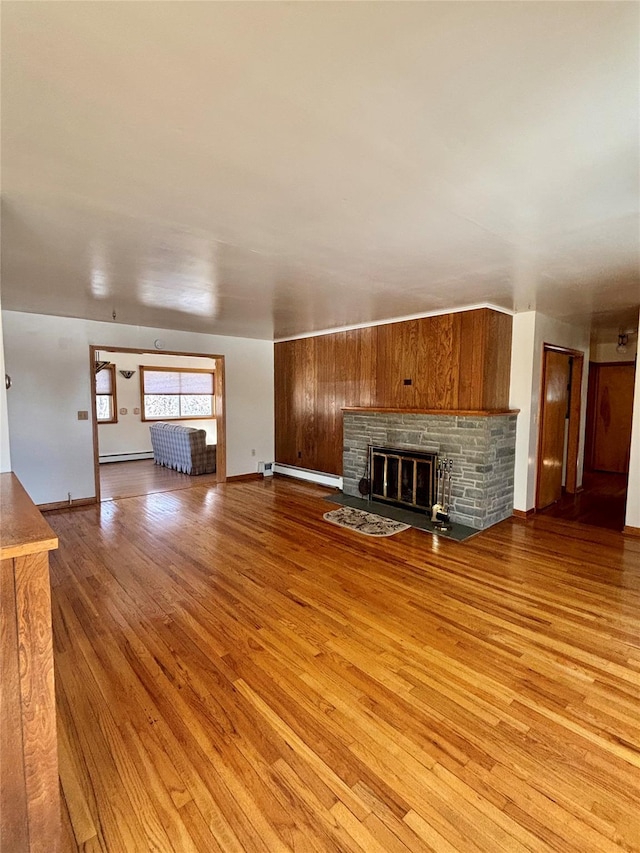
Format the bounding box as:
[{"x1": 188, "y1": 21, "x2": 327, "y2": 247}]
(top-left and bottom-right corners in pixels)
[{"x1": 538, "y1": 470, "x2": 628, "y2": 531}]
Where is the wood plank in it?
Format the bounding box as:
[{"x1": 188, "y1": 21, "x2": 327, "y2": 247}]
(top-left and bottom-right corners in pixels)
[
  {"x1": 1, "y1": 557, "x2": 31, "y2": 853},
  {"x1": 457, "y1": 308, "x2": 486, "y2": 410},
  {"x1": 274, "y1": 339, "x2": 297, "y2": 467},
  {"x1": 99, "y1": 459, "x2": 217, "y2": 501},
  {"x1": 15, "y1": 550, "x2": 60, "y2": 853},
  {"x1": 47, "y1": 478, "x2": 640, "y2": 852},
  {"x1": 0, "y1": 474, "x2": 58, "y2": 559},
  {"x1": 481, "y1": 309, "x2": 513, "y2": 409}
]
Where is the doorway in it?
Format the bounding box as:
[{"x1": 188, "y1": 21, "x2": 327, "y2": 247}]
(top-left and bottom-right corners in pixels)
[
  {"x1": 89, "y1": 345, "x2": 226, "y2": 502},
  {"x1": 536, "y1": 345, "x2": 584, "y2": 510},
  {"x1": 585, "y1": 362, "x2": 635, "y2": 474}
]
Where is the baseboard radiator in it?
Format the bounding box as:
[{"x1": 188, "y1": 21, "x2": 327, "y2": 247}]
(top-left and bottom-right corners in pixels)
[{"x1": 99, "y1": 451, "x2": 154, "y2": 464}]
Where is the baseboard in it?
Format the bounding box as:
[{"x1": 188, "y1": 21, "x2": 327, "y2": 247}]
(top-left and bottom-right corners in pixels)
[
  {"x1": 272, "y1": 464, "x2": 343, "y2": 490},
  {"x1": 623, "y1": 525, "x2": 640, "y2": 537},
  {"x1": 512, "y1": 508, "x2": 536, "y2": 520},
  {"x1": 99, "y1": 452, "x2": 154, "y2": 464},
  {"x1": 226, "y1": 472, "x2": 263, "y2": 483},
  {"x1": 39, "y1": 497, "x2": 97, "y2": 512}
]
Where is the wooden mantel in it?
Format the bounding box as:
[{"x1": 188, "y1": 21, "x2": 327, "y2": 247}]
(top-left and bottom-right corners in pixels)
[
  {"x1": 342, "y1": 407, "x2": 520, "y2": 416},
  {"x1": 1, "y1": 473, "x2": 60, "y2": 853}
]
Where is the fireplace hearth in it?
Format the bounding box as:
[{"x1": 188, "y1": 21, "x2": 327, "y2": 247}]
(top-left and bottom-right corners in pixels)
[{"x1": 370, "y1": 446, "x2": 436, "y2": 512}]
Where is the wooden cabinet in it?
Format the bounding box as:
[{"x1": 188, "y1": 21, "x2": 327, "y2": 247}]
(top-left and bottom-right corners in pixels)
[
  {"x1": 1, "y1": 474, "x2": 60, "y2": 853},
  {"x1": 274, "y1": 308, "x2": 513, "y2": 476}
]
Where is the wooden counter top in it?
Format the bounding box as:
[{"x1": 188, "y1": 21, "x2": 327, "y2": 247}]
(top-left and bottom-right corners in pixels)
[
  {"x1": 341, "y1": 407, "x2": 520, "y2": 416},
  {"x1": 0, "y1": 473, "x2": 58, "y2": 560}
]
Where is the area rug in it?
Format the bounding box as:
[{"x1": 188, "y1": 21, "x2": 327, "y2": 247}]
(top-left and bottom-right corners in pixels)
[
  {"x1": 324, "y1": 493, "x2": 479, "y2": 542},
  {"x1": 323, "y1": 506, "x2": 410, "y2": 537}
]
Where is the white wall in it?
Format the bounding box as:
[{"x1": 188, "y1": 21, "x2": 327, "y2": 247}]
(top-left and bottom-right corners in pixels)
[
  {"x1": 624, "y1": 310, "x2": 640, "y2": 530},
  {"x1": 2, "y1": 311, "x2": 274, "y2": 504},
  {"x1": 0, "y1": 301, "x2": 12, "y2": 473},
  {"x1": 509, "y1": 312, "x2": 536, "y2": 512},
  {"x1": 510, "y1": 311, "x2": 591, "y2": 512},
  {"x1": 97, "y1": 351, "x2": 217, "y2": 460},
  {"x1": 589, "y1": 339, "x2": 638, "y2": 363}
]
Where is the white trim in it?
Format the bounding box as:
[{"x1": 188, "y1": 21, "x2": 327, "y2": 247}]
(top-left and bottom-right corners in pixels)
[
  {"x1": 99, "y1": 451, "x2": 154, "y2": 464},
  {"x1": 274, "y1": 303, "x2": 514, "y2": 343},
  {"x1": 273, "y1": 463, "x2": 343, "y2": 489}
]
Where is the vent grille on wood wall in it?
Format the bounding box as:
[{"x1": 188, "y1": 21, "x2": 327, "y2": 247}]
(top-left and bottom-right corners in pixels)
[{"x1": 370, "y1": 446, "x2": 437, "y2": 512}]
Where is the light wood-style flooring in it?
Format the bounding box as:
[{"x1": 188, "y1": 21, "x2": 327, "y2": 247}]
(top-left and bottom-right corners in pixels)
[
  {"x1": 47, "y1": 477, "x2": 640, "y2": 852},
  {"x1": 100, "y1": 459, "x2": 217, "y2": 501}
]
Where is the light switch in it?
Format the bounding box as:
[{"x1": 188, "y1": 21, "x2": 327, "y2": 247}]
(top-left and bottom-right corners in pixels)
[
  {"x1": 77, "y1": 411, "x2": 88, "y2": 420},
  {"x1": 133, "y1": 407, "x2": 140, "y2": 415}
]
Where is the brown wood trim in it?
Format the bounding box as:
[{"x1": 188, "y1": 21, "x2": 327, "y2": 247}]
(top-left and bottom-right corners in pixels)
[
  {"x1": 542, "y1": 343, "x2": 585, "y2": 357},
  {"x1": 92, "y1": 345, "x2": 224, "y2": 359},
  {"x1": 214, "y1": 356, "x2": 226, "y2": 483},
  {"x1": 565, "y1": 353, "x2": 583, "y2": 495},
  {"x1": 38, "y1": 497, "x2": 98, "y2": 513},
  {"x1": 584, "y1": 361, "x2": 599, "y2": 471},
  {"x1": 90, "y1": 346, "x2": 101, "y2": 503},
  {"x1": 0, "y1": 474, "x2": 59, "y2": 560},
  {"x1": 512, "y1": 508, "x2": 536, "y2": 520},
  {"x1": 341, "y1": 407, "x2": 520, "y2": 416},
  {"x1": 226, "y1": 472, "x2": 263, "y2": 483},
  {"x1": 623, "y1": 525, "x2": 640, "y2": 537}
]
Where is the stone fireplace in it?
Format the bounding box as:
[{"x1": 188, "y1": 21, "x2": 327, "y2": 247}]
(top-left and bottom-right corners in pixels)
[{"x1": 343, "y1": 409, "x2": 517, "y2": 530}]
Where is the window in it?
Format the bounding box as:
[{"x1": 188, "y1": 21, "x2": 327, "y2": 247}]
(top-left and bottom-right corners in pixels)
[
  {"x1": 96, "y1": 364, "x2": 117, "y2": 423},
  {"x1": 140, "y1": 366, "x2": 215, "y2": 422}
]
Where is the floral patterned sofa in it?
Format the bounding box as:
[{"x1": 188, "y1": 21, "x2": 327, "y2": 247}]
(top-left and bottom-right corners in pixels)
[{"x1": 148, "y1": 422, "x2": 216, "y2": 475}]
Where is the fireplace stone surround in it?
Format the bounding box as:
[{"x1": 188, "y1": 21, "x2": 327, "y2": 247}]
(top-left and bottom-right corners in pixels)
[{"x1": 343, "y1": 408, "x2": 518, "y2": 530}]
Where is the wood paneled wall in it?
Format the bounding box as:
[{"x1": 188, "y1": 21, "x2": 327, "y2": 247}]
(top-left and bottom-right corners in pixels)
[{"x1": 275, "y1": 308, "x2": 512, "y2": 475}]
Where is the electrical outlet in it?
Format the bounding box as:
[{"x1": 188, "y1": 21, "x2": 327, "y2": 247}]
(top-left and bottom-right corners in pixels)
[
  {"x1": 251, "y1": 448, "x2": 256, "y2": 456},
  {"x1": 77, "y1": 410, "x2": 88, "y2": 420}
]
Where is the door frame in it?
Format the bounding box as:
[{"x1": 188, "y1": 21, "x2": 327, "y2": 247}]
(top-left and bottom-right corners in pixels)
[
  {"x1": 89, "y1": 345, "x2": 226, "y2": 503},
  {"x1": 535, "y1": 343, "x2": 584, "y2": 509}
]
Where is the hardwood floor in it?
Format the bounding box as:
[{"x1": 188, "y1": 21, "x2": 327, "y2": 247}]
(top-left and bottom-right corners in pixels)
[
  {"x1": 46, "y1": 477, "x2": 640, "y2": 852},
  {"x1": 100, "y1": 459, "x2": 217, "y2": 501},
  {"x1": 539, "y1": 470, "x2": 628, "y2": 531}
]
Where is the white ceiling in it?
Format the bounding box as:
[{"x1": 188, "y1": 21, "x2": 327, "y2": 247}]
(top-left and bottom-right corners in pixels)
[{"x1": 2, "y1": 1, "x2": 639, "y2": 340}]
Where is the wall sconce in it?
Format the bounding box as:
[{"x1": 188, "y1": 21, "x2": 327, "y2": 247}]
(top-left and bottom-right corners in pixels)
[
  {"x1": 616, "y1": 333, "x2": 629, "y2": 354},
  {"x1": 119, "y1": 370, "x2": 136, "y2": 379},
  {"x1": 95, "y1": 360, "x2": 111, "y2": 373}
]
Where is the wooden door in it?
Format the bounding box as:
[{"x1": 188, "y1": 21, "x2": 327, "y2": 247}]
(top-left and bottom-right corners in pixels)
[
  {"x1": 537, "y1": 350, "x2": 571, "y2": 509},
  {"x1": 591, "y1": 363, "x2": 635, "y2": 473}
]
